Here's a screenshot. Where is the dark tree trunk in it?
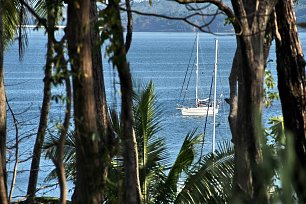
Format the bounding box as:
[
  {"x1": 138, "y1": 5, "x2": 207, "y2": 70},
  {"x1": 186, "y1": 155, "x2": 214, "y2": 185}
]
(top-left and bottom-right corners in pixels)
[
  {"x1": 67, "y1": 0, "x2": 102, "y2": 203},
  {"x1": 0, "y1": 153, "x2": 7, "y2": 204},
  {"x1": 275, "y1": 0, "x2": 306, "y2": 202},
  {"x1": 105, "y1": 1, "x2": 142, "y2": 203},
  {"x1": 233, "y1": 33, "x2": 267, "y2": 203},
  {"x1": 124, "y1": 0, "x2": 133, "y2": 53},
  {"x1": 26, "y1": 4, "x2": 54, "y2": 201},
  {"x1": 230, "y1": 1, "x2": 278, "y2": 203},
  {"x1": 0, "y1": 4, "x2": 8, "y2": 203},
  {"x1": 90, "y1": 0, "x2": 110, "y2": 138},
  {"x1": 89, "y1": 1, "x2": 113, "y2": 201}
]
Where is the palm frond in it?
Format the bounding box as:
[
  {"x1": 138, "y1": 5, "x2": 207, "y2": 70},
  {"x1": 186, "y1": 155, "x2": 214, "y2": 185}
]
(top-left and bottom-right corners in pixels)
[
  {"x1": 132, "y1": 80, "x2": 169, "y2": 202},
  {"x1": 2, "y1": 0, "x2": 29, "y2": 59},
  {"x1": 268, "y1": 116, "x2": 285, "y2": 146},
  {"x1": 2, "y1": 0, "x2": 19, "y2": 48},
  {"x1": 175, "y1": 141, "x2": 234, "y2": 204},
  {"x1": 43, "y1": 129, "x2": 76, "y2": 181},
  {"x1": 32, "y1": 0, "x2": 64, "y2": 24},
  {"x1": 154, "y1": 129, "x2": 203, "y2": 203}
]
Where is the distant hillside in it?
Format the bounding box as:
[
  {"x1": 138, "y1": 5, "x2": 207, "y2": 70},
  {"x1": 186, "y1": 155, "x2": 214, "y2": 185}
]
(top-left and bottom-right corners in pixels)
[{"x1": 121, "y1": 0, "x2": 306, "y2": 32}]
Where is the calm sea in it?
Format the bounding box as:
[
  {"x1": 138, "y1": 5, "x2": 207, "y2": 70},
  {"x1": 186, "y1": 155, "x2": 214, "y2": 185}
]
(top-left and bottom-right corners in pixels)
[{"x1": 4, "y1": 31, "x2": 306, "y2": 199}]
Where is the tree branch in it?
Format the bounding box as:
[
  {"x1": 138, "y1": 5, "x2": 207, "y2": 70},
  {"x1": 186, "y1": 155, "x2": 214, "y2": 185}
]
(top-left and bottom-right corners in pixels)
[
  {"x1": 120, "y1": 7, "x2": 224, "y2": 34},
  {"x1": 175, "y1": 0, "x2": 240, "y2": 31},
  {"x1": 6, "y1": 97, "x2": 19, "y2": 203},
  {"x1": 125, "y1": 0, "x2": 133, "y2": 53}
]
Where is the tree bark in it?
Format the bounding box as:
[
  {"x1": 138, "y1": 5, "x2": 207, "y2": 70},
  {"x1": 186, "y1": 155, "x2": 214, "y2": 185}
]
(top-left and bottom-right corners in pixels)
[
  {"x1": 0, "y1": 3, "x2": 8, "y2": 203},
  {"x1": 90, "y1": 0, "x2": 110, "y2": 139},
  {"x1": 105, "y1": 1, "x2": 142, "y2": 203},
  {"x1": 124, "y1": 0, "x2": 133, "y2": 53},
  {"x1": 26, "y1": 4, "x2": 54, "y2": 201},
  {"x1": 66, "y1": 0, "x2": 102, "y2": 203},
  {"x1": 230, "y1": 0, "x2": 278, "y2": 203},
  {"x1": 275, "y1": 0, "x2": 306, "y2": 202},
  {"x1": 228, "y1": 43, "x2": 240, "y2": 144},
  {"x1": 89, "y1": 1, "x2": 113, "y2": 201},
  {"x1": 0, "y1": 152, "x2": 7, "y2": 204}
]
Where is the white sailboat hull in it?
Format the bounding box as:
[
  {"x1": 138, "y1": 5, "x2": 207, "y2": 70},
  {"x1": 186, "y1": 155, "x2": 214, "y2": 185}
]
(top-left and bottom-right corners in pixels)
[{"x1": 180, "y1": 106, "x2": 218, "y2": 116}]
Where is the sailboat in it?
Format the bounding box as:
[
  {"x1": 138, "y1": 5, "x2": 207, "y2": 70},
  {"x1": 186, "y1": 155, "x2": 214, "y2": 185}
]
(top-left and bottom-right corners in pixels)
[{"x1": 177, "y1": 33, "x2": 219, "y2": 116}]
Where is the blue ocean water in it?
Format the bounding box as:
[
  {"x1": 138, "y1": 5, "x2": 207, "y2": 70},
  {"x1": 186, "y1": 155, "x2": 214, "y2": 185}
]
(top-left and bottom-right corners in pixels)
[{"x1": 4, "y1": 30, "x2": 306, "y2": 199}]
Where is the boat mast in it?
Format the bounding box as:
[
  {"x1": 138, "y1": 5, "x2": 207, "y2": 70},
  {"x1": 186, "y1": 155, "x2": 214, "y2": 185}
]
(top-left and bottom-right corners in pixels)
[
  {"x1": 212, "y1": 38, "x2": 218, "y2": 153},
  {"x1": 195, "y1": 32, "x2": 199, "y2": 106}
]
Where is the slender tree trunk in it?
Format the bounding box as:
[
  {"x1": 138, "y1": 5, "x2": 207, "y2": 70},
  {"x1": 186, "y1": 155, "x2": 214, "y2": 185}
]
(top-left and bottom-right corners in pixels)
[
  {"x1": 275, "y1": 0, "x2": 306, "y2": 202},
  {"x1": 52, "y1": 42, "x2": 70, "y2": 204},
  {"x1": 124, "y1": 0, "x2": 133, "y2": 53},
  {"x1": 54, "y1": 75, "x2": 70, "y2": 204},
  {"x1": 26, "y1": 5, "x2": 54, "y2": 201},
  {"x1": 67, "y1": 0, "x2": 102, "y2": 203},
  {"x1": 0, "y1": 3, "x2": 8, "y2": 203},
  {"x1": 105, "y1": 1, "x2": 142, "y2": 203}
]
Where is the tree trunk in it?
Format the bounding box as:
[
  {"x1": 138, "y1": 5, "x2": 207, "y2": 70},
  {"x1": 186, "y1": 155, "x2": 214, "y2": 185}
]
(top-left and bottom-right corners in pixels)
[
  {"x1": 0, "y1": 152, "x2": 7, "y2": 204},
  {"x1": 105, "y1": 1, "x2": 142, "y2": 203},
  {"x1": 275, "y1": 0, "x2": 306, "y2": 202},
  {"x1": 228, "y1": 43, "x2": 240, "y2": 144},
  {"x1": 26, "y1": 5, "x2": 54, "y2": 201},
  {"x1": 55, "y1": 75, "x2": 70, "y2": 204},
  {"x1": 233, "y1": 33, "x2": 267, "y2": 204},
  {"x1": 0, "y1": 4, "x2": 8, "y2": 203},
  {"x1": 89, "y1": 1, "x2": 113, "y2": 201},
  {"x1": 53, "y1": 41, "x2": 70, "y2": 204},
  {"x1": 66, "y1": 0, "x2": 102, "y2": 203},
  {"x1": 90, "y1": 0, "x2": 111, "y2": 138},
  {"x1": 230, "y1": 1, "x2": 278, "y2": 203}
]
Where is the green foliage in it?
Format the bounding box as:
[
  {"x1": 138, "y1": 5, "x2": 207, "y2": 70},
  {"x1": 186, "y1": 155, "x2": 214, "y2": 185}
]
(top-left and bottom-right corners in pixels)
[
  {"x1": 267, "y1": 117, "x2": 285, "y2": 146},
  {"x1": 224, "y1": 17, "x2": 235, "y2": 26},
  {"x1": 175, "y1": 141, "x2": 234, "y2": 204},
  {"x1": 2, "y1": 0, "x2": 21, "y2": 48},
  {"x1": 133, "y1": 81, "x2": 167, "y2": 202},
  {"x1": 154, "y1": 129, "x2": 203, "y2": 203},
  {"x1": 262, "y1": 116, "x2": 301, "y2": 203},
  {"x1": 264, "y1": 68, "x2": 279, "y2": 108},
  {"x1": 98, "y1": 1, "x2": 124, "y2": 65}
]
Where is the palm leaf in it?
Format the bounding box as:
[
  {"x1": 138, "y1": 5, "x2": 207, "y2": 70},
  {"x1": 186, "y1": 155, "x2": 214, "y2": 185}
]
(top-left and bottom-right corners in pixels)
[
  {"x1": 43, "y1": 129, "x2": 76, "y2": 181},
  {"x1": 175, "y1": 141, "x2": 234, "y2": 204},
  {"x1": 133, "y1": 80, "x2": 168, "y2": 202},
  {"x1": 32, "y1": 0, "x2": 64, "y2": 24},
  {"x1": 2, "y1": 0, "x2": 19, "y2": 48},
  {"x1": 154, "y1": 129, "x2": 203, "y2": 203},
  {"x1": 268, "y1": 116, "x2": 285, "y2": 146}
]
